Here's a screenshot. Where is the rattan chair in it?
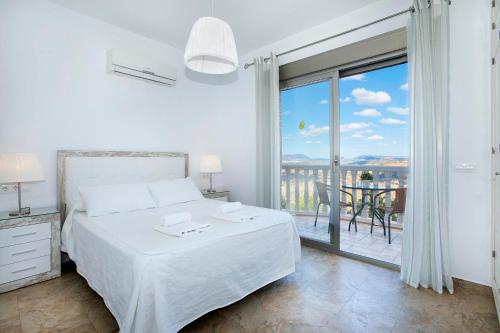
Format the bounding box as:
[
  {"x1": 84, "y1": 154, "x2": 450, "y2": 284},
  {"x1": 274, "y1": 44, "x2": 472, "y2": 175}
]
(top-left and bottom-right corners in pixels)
[
  {"x1": 372, "y1": 188, "x2": 406, "y2": 244},
  {"x1": 314, "y1": 181, "x2": 356, "y2": 233}
]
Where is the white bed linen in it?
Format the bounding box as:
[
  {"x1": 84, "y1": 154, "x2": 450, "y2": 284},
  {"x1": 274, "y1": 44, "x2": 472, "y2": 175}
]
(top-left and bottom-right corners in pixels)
[{"x1": 62, "y1": 199, "x2": 300, "y2": 333}]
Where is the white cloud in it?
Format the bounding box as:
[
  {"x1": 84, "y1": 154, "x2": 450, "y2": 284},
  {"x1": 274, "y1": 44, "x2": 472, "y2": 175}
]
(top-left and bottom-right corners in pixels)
[
  {"x1": 319, "y1": 99, "x2": 328, "y2": 104},
  {"x1": 306, "y1": 140, "x2": 321, "y2": 144},
  {"x1": 282, "y1": 110, "x2": 291, "y2": 116},
  {"x1": 300, "y1": 124, "x2": 330, "y2": 137},
  {"x1": 377, "y1": 142, "x2": 389, "y2": 146},
  {"x1": 380, "y1": 118, "x2": 407, "y2": 125},
  {"x1": 340, "y1": 97, "x2": 351, "y2": 103},
  {"x1": 351, "y1": 88, "x2": 391, "y2": 105},
  {"x1": 387, "y1": 107, "x2": 409, "y2": 115},
  {"x1": 340, "y1": 122, "x2": 370, "y2": 133},
  {"x1": 367, "y1": 134, "x2": 384, "y2": 141},
  {"x1": 400, "y1": 82, "x2": 409, "y2": 91},
  {"x1": 351, "y1": 129, "x2": 372, "y2": 139},
  {"x1": 353, "y1": 108, "x2": 381, "y2": 117},
  {"x1": 342, "y1": 73, "x2": 366, "y2": 81}
]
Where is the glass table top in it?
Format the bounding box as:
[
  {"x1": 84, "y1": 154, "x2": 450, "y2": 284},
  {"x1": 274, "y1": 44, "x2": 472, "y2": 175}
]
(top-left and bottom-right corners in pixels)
[
  {"x1": 0, "y1": 207, "x2": 59, "y2": 221},
  {"x1": 342, "y1": 182, "x2": 405, "y2": 191}
]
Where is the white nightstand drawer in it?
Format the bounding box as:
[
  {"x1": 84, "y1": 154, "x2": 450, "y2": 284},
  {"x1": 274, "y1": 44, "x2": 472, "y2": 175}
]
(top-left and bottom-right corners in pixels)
[
  {"x1": 0, "y1": 239, "x2": 51, "y2": 266},
  {"x1": 0, "y1": 222, "x2": 51, "y2": 248},
  {"x1": 0, "y1": 256, "x2": 50, "y2": 284}
]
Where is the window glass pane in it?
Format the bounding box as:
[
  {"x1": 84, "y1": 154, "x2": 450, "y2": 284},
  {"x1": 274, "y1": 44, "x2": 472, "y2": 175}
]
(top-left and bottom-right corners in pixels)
[
  {"x1": 339, "y1": 62, "x2": 409, "y2": 266},
  {"x1": 280, "y1": 80, "x2": 333, "y2": 243}
]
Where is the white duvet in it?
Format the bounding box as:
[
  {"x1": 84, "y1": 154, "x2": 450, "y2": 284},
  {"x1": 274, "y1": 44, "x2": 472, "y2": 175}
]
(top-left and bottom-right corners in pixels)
[{"x1": 62, "y1": 199, "x2": 301, "y2": 333}]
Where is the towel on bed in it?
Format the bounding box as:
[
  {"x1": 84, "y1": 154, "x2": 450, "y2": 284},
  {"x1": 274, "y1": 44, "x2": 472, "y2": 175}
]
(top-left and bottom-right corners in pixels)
[
  {"x1": 212, "y1": 202, "x2": 259, "y2": 223},
  {"x1": 154, "y1": 222, "x2": 212, "y2": 237},
  {"x1": 217, "y1": 202, "x2": 243, "y2": 214},
  {"x1": 163, "y1": 212, "x2": 192, "y2": 227}
]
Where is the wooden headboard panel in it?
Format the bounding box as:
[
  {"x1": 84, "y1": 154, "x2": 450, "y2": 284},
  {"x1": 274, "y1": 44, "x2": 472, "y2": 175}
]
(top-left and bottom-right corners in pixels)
[{"x1": 56, "y1": 150, "x2": 189, "y2": 219}]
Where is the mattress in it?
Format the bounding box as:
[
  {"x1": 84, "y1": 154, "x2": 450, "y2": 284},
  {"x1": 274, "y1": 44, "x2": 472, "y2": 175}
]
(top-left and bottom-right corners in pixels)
[{"x1": 62, "y1": 198, "x2": 301, "y2": 333}]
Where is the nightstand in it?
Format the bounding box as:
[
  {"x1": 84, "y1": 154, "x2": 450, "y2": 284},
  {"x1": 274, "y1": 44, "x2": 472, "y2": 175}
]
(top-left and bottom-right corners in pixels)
[
  {"x1": 0, "y1": 207, "x2": 61, "y2": 293},
  {"x1": 202, "y1": 190, "x2": 230, "y2": 202}
]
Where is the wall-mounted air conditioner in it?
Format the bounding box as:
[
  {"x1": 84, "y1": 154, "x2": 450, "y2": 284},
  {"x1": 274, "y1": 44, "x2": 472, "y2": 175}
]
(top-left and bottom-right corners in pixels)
[{"x1": 107, "y1": 49, "x2": 176, "y2": 86}]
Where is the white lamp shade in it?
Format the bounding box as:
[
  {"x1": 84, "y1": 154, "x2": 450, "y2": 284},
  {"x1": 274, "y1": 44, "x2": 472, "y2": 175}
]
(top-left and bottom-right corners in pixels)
[
  {"x1": 184, "y1": 17, "x2": 238, "y2": 75},
  {"x1": 0, "y1": 153, "x2": 44, "y2": 184},
  {"x1": 200, "y1": 155, "x2": 222, "y2": 173}
]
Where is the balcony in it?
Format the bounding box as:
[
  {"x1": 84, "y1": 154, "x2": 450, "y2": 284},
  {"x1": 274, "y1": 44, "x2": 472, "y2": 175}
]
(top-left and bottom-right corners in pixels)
[{"x1": 281, "y1": 163, "x2": 407, "y2": 265}]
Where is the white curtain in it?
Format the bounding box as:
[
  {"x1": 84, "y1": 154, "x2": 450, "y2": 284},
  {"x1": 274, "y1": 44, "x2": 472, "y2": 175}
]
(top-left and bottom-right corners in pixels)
[
  {"x1": 401, "y1": 0, "x2": 453, "y2": 294},
  {"x1": 255, "y1": 53, "x2": 281, "y2": 209}
]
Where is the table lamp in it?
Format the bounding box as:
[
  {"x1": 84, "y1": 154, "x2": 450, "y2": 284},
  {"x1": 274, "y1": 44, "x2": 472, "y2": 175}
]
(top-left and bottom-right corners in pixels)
[
  {"x1": 200, "y1": 155, "x2": 222, "y2": 193},
  {"x1": 0, "y1": 153, "x2": 45, "y2": 216}
]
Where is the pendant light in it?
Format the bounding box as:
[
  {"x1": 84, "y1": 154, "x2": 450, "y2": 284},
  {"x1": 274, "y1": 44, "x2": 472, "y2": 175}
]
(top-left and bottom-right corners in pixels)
[{"x1": 184, "y1": 0, "x2": 238, "y2": 74}]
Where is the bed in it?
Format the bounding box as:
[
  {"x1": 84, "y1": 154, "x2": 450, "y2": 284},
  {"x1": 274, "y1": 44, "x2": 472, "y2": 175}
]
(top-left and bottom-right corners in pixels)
[{"x1": 58, "y1": 150, "x2": 301, "y2": 333}]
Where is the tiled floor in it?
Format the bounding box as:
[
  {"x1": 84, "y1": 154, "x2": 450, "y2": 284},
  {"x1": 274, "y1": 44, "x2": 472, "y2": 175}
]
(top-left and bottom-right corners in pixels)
[
  {"x1": 295, "y1": 215, "x2": 403, "y2": 265},
  {"x1": 1, "y1": 247, "x2": 498, "y2": 333}
]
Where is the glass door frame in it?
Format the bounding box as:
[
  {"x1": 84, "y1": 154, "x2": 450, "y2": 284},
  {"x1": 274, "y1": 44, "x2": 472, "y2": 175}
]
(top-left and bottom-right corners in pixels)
[
  {"x1": 280, "y1": 69, "x2": 340, "y2": 247},
  {"x1": 279, "y1": 52, "x2": 407, "y2": 271}
]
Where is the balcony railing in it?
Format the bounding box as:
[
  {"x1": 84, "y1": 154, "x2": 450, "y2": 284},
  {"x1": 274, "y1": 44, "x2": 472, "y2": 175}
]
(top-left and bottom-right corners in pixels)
[{"x1": 281, "y1": 163, "x2": 408, "y2": 224}]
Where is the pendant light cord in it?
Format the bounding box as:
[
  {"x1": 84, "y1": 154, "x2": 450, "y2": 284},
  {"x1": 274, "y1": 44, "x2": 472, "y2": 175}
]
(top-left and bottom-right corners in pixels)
[{"x1": 211, "y1": 0, "x2": 214, "y2": 16}]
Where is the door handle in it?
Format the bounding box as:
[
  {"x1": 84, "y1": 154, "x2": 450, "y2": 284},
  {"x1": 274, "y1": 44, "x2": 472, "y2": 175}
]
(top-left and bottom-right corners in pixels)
[
  {"x1": 496, "y1": 172, "x2": 500, "y2": 176},
  {"x1": 333, "y1": 155, "x2": 340, "y2": 167}
]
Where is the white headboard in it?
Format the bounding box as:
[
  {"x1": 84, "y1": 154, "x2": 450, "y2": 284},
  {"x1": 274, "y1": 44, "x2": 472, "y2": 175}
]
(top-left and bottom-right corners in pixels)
[{"x1": 57, "y1": 150, "x2": 188, "y2": 219}]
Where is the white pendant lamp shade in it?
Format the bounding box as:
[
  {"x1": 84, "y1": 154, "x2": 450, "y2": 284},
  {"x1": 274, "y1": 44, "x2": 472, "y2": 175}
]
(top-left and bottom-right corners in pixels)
[{"x1": 184, "y1": 17, "x2": 238, "y2": 74}]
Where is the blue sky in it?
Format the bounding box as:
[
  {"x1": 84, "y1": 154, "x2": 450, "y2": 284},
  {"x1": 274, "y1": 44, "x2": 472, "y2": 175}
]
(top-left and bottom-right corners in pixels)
[{"x1": 281, "y1": 63, "x2": 409, "y2": 159}]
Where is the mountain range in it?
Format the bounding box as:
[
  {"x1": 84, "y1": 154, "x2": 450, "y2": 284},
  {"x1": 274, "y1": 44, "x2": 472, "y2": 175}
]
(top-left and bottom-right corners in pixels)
[{"x1": 282, "y1": 154, "x2": 408, "y2": 167}]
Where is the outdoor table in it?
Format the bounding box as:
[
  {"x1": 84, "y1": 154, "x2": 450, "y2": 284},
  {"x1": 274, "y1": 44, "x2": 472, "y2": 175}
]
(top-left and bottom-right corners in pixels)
[{"x1": 342, "y1": 182, "x2": 401, "y2": 232}]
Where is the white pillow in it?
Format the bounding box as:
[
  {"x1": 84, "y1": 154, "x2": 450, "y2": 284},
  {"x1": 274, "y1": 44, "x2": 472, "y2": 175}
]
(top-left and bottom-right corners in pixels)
[
  {"x1": 79, "y1": 183, "x2": 157, "y2": 217},
  {"x1": 148, "y1": 177, "x2": 203, "y2": 207}
]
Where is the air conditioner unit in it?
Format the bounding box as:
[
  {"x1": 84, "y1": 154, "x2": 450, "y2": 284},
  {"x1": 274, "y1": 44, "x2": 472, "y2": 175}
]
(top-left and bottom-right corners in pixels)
[{"x1": 107, "y1": 49, "x2": 176, "y2": 86}]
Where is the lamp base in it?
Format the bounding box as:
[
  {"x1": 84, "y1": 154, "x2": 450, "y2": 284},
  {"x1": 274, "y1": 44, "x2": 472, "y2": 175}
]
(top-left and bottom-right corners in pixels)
[{"x1": 9, "y1": 207, "x2": 30, "y2": 217}]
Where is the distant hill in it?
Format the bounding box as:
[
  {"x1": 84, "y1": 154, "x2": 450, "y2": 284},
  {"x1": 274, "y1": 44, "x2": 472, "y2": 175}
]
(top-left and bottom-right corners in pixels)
[
  {"x1": 283, "y1": 154, "x2": 408, "y2": 167},
  {"x1": 282, "y1": 154, "x2": 310, "y2": 161},
  {"x1": 344, "y1": 155, "x2": 408, "y2": 167}
]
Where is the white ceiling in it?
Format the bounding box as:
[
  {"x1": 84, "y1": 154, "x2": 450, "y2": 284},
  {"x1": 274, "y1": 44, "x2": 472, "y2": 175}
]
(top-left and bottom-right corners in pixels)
[{"x1": 48, "y1": 0, "x2": 376, "y2": 55}]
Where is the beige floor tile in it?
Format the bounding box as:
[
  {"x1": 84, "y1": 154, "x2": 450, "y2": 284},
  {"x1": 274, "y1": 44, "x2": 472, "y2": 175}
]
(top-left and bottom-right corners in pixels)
[{"x1": 0, "y1": 246, "x2": 498, "y2": 333}]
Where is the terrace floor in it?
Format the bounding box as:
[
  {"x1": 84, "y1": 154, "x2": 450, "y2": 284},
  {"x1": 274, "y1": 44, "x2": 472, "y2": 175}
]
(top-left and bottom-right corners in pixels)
[{"x1": 294, "y1": 215, "x2": 402, "y2": 266}]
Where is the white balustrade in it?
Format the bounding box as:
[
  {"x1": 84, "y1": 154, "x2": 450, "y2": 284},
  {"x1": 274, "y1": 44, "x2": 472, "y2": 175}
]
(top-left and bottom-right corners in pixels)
[{"x1": 281, "y1": 163, "x2": 408, "y2": 224}]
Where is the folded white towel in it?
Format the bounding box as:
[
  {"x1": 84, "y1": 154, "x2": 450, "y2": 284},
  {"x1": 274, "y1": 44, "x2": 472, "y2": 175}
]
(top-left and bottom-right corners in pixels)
[
  {"x1": 212, "y1": 204, "x2": 259, "y2": 223},
  {"x1": 163, "y1": 212, "x2": 192, "y2": 227},
  {"x1": 212, "y1": 212, "x2": 257, "y2": 223},
  {"x1": 154, "y1": 222, "x2": 212, "y2": 237},
  {"x1": 218, "y1": 202, "x2": 243, "y2": 214}
]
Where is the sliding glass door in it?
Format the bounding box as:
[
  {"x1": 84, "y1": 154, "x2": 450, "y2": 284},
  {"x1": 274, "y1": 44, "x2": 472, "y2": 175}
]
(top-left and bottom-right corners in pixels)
[
  {"x1": 280, "y1": 71, "x2": 341, "y2": 246},
  {"x1": 338, "y1": 62, "x2": 408, "y2": 266},
  {"x1": 279, "y1": 54, "x2": 408, "y2": 268}
]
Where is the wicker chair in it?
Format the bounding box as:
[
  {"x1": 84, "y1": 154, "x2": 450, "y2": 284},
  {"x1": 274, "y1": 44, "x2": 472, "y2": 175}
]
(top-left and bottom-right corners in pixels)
[
  {"x1": 314, "y1": 181, "x2": 356, "y2": 233},
  {"x1": 372, "y1": 188, "x2": 406, "y2": 244}
]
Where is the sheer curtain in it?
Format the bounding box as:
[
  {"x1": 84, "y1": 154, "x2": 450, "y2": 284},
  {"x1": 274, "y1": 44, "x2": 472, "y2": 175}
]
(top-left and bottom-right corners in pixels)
[
  {"x1": 401, "y1": 0, "x2": 453, "y2": 294},
  {"x1": 255, "y1": 53, "x2": 281, "y2": 209}
]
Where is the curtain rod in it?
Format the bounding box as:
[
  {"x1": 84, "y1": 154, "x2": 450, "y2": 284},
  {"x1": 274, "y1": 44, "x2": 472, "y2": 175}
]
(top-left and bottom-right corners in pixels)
[{"x1": 243, "y1": 6, "x2": 415, "y2": 70}]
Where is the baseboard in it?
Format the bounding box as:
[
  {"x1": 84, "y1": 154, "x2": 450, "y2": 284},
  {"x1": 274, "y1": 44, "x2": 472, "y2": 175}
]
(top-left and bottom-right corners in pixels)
[{"x1": 492, "y1": 283, "x2": 500, "y2": 325}]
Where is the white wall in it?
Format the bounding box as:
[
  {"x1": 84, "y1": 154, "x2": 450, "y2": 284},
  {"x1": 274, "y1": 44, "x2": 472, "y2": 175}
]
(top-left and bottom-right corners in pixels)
[
  {"x1": 215, "y1": 0, "x2": 493, "y2": 285},
  {"x1": 0, "y1": 0, "x2": 235, "y2": 211}
]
